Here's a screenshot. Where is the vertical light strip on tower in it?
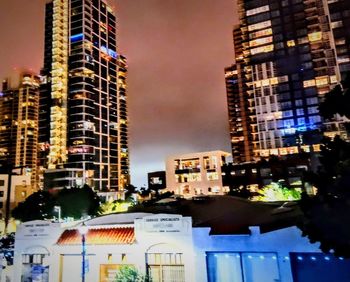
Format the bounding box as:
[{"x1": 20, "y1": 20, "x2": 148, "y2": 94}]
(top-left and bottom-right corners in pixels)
[{"x1": 48, "y1": 0, "x2": 69, "y2": 168}]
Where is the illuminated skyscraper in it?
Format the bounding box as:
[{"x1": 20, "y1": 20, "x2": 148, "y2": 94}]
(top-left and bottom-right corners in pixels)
[
  {"x1": 0, "y1": 72, "x2": 40, "y2": 188},
  {"x1": 226, "y1": 0, "x2": 349, "y2": 163},
  {"x1": 39, "y1": 0, "x2": 129, "y2": 194}
]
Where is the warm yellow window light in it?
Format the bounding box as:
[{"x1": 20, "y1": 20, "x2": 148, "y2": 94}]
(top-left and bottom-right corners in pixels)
[
  {"x1": 249, "y1": 36, "x2": 273, "y2": 47},
  {"x1": 308, "y1": 32, "x2": 322, "y2": 42},
  {"x1": 287, "y1": 40, "x2": 295, "y2": 47},
  {"x1": 303, "y1": 79, "x2": 316, "y2": 88},
  {"x1": 248, "y1": 20, "x2": 272, "y2": 32},
  {"x1": 250, "y1": 44, "x2": 274, "y2": 55},
  {"x1": 315, "y1": 76, "x2": 329, "y2": 87}
]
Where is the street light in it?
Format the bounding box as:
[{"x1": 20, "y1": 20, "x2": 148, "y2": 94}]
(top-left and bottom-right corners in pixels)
[
  {"x1": 78, "y1": 222, "x2": 88, "y2": 282},
  {"x1": 53, "y1": 206, "x2": 61, "y2": 222}
]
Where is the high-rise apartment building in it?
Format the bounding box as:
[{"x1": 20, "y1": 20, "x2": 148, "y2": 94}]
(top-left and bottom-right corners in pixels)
[
  {"x1": 39, "y1": 0, "x2": 129, "y2": 194},
  {"x1": 0, "y1": 73, "x2": 40, "y2": 188},
  {"x1": 327, "y1": 0, "x2": 350, "y2": 78},
  {"x1": 226, "y1": 0, "x2": 349, "y2": 163}
]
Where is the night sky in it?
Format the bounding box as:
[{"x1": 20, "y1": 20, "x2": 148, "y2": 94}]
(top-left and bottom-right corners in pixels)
[{"x1": 0, "y1": 0, "x2": 237, "y2": 187}]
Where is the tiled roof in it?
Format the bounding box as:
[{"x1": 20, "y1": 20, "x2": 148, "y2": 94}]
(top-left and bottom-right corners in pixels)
[{"x1": 57, "y1": 227, "x2": 135, "y2": 245}]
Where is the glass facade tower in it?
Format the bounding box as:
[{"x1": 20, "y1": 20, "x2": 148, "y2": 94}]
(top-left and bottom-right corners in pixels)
[
  {"x1": 226, "y1": 0, "x2": 350, "y2": 163},
  {"x1": 39, "y1": 0, "x2": 129, "y2": 193}
]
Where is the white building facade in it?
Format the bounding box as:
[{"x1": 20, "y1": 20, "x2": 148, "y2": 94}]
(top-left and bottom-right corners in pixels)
[
  {"x1": 12, "y1": 213, "x2": 350, "y2": 282},
  {"x1": 165, "y1": 151, "x2": 230, "y2": 197},
  {"x1": 13, "y1": 213, "x2": 195, "y2": 282}
]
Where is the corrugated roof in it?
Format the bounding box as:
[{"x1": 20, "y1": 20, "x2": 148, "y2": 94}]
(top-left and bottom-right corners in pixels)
[{"x1": 57, "y1": 227, "x2": 135, "y2": 245}]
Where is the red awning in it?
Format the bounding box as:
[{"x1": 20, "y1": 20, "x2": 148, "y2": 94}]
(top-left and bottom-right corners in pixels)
[{"x1": 57, "y1": 227, "x2": 135, "y2": 245}]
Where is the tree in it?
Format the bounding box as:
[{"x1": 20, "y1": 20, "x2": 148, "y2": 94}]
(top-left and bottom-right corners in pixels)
[
  {"x1": 221, "y1": 163, "x2": 253, "y2": 199},
  {"x1": 319, "y1": 72, "x2": 350, "y2": 120},
  {"x1": 114, "y1": 265, "x2": 149, "y2": 282},
  {"x1": 99, "y1": 198, "x2": 134, "y2": 215},
  {"x1": 56, "y1": 184, "x2": 101, "y2": 219},
  {"x1": 253, "y1": 182, "x2": 301, "y2": 202},
  {"x1": 299, "y1": 72, "x2": 350, "y2": 257},
  {"x1": 12, "y1": 190, "x2": 55, "y2": 222},
  {"x1": 124, "y1": 184, "x2": 137, "y2": 199},
  {"x1": 12, "y1": 185, "x2": 101, "y2": 222}
]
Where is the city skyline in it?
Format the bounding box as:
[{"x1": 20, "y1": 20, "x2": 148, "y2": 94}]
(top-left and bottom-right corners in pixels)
[{"x1": 0, "y1": 0, "x2": 237, "y2": 187}]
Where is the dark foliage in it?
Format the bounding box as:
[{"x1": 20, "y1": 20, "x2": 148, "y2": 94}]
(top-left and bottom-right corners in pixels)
[
  {"x1": 12, "y1": 190, "x2": 55, "y2": 222},
  {"x1": 319, "y1": 72, "x2": 350, "y2": 120},
  {"x1": 299, "y1": 73, "x2": 350, "y2": 256},
  {"x1": 12, "y1": 185, "x2": 100, "y2": 222},
  {"x1": 56, "y1": 184, "x2": 101, "y2": 219},
  {"x1": 124, "y1": 184, "x2": 137, "y2": 199}
]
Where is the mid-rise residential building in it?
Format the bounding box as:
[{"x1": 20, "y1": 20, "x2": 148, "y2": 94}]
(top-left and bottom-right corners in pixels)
[
  {"x1": 39, "y1": 0, "x2": 130, "y2": 195},
  {"x1": 165, "y1": 151, "x2": 230, "y2": 197},
  {"x1": 226, "y1": 0, "x2": 350, "y2": 163},
  {"x1": 0, "y1": 173, "x2": 32, "y2": 221},
  {"x1": 148, "y1": 171, "x2": 167, "y2": 192},
  {"x1": 221, "y1": 153, "x2": 316, "y2": 194},
  {"x1": 0, "y1": 72, "x2": 40, "y2": 188}
]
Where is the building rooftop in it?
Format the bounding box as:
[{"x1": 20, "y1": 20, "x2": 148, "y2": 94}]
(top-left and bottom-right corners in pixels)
[
  {"x1": 167, "y1": 150, "x2": 231, "y2": 159},
  {"x1": 128, "y1": 196, "x2": 302, "y2": 235}
]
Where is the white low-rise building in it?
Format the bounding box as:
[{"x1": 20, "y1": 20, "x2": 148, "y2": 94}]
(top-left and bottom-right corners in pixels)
[
  {"x1": 12, "y1": 197, "x2": 350, "y2": 282},
  {"x1": 14, "y1": 213, "x2": 195, "y2": 282},
  {"x1": 165, "y1": 150, "x2": 230, "y2": 197}
]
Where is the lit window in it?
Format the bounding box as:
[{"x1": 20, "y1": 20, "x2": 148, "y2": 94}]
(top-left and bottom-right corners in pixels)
[
  {"x1": 303, "y1": 79, "x2": 316, "y2": 88},
  {"x1": 308, "y1": 31, "x2": 322, "y2": 42},
  {"x1": 246, "y1": 5, "x2": 270, "y2": 16},
  {"x1": 251, "y1": 44, "x2": 274, "y2": 55},
  {"x1": 287, "y1": 40, "x2": 296, "y2": 47},
  {"x1": 248, "y1": 20, "x2": 272, "y2": 32},
  {"x1": 330, "y1": 75, "x2": 338, "y2": 84},
  {"x1": 296, "y1": 109, "x2": 304, "y2": 116},
  {"x1": 249, "y1": 36, "x2": 273, "y2": 47},
  {"x1": 331, "y1": 21, "x2": 343, "y2": 29},
  {"x1": 338, "y1": 56, "x2": 350, "y2": 64},
  {"x1": 315, "y1": 76, "x2": 329, "y2": 87},
  {"x1": 207, "y1": 252, "x2": 280, "y2": 282},
  {"x1": 309, "y1": 115, "x2": 321, "y2": 124},
  {"x1": 284, "y1": 119, "x2": 295, "y2": 128},
  {"x1": 297, "y1": 118, "x2": 305, "y2": 125},
  {"x1": 306, "y1": 97, "x2": 318, "y2": 105},
  {"x1": 308, "y1": 107, "x2": 319, "y2": 114},
  {"x1": 249, "y1": 28, "x2": 273, "y2": 39},
  {"x1": 283, "y1": 110, "x2": 293, "y2": 118}
]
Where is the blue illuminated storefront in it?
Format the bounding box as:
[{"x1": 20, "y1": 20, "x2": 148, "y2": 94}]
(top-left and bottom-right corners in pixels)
[
  {"x1": 194, "y1": 226, "x2": 350, "y2": 282},
  {"x1": 290, "y1": 253, "x2": 350, "y2": 282}
]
